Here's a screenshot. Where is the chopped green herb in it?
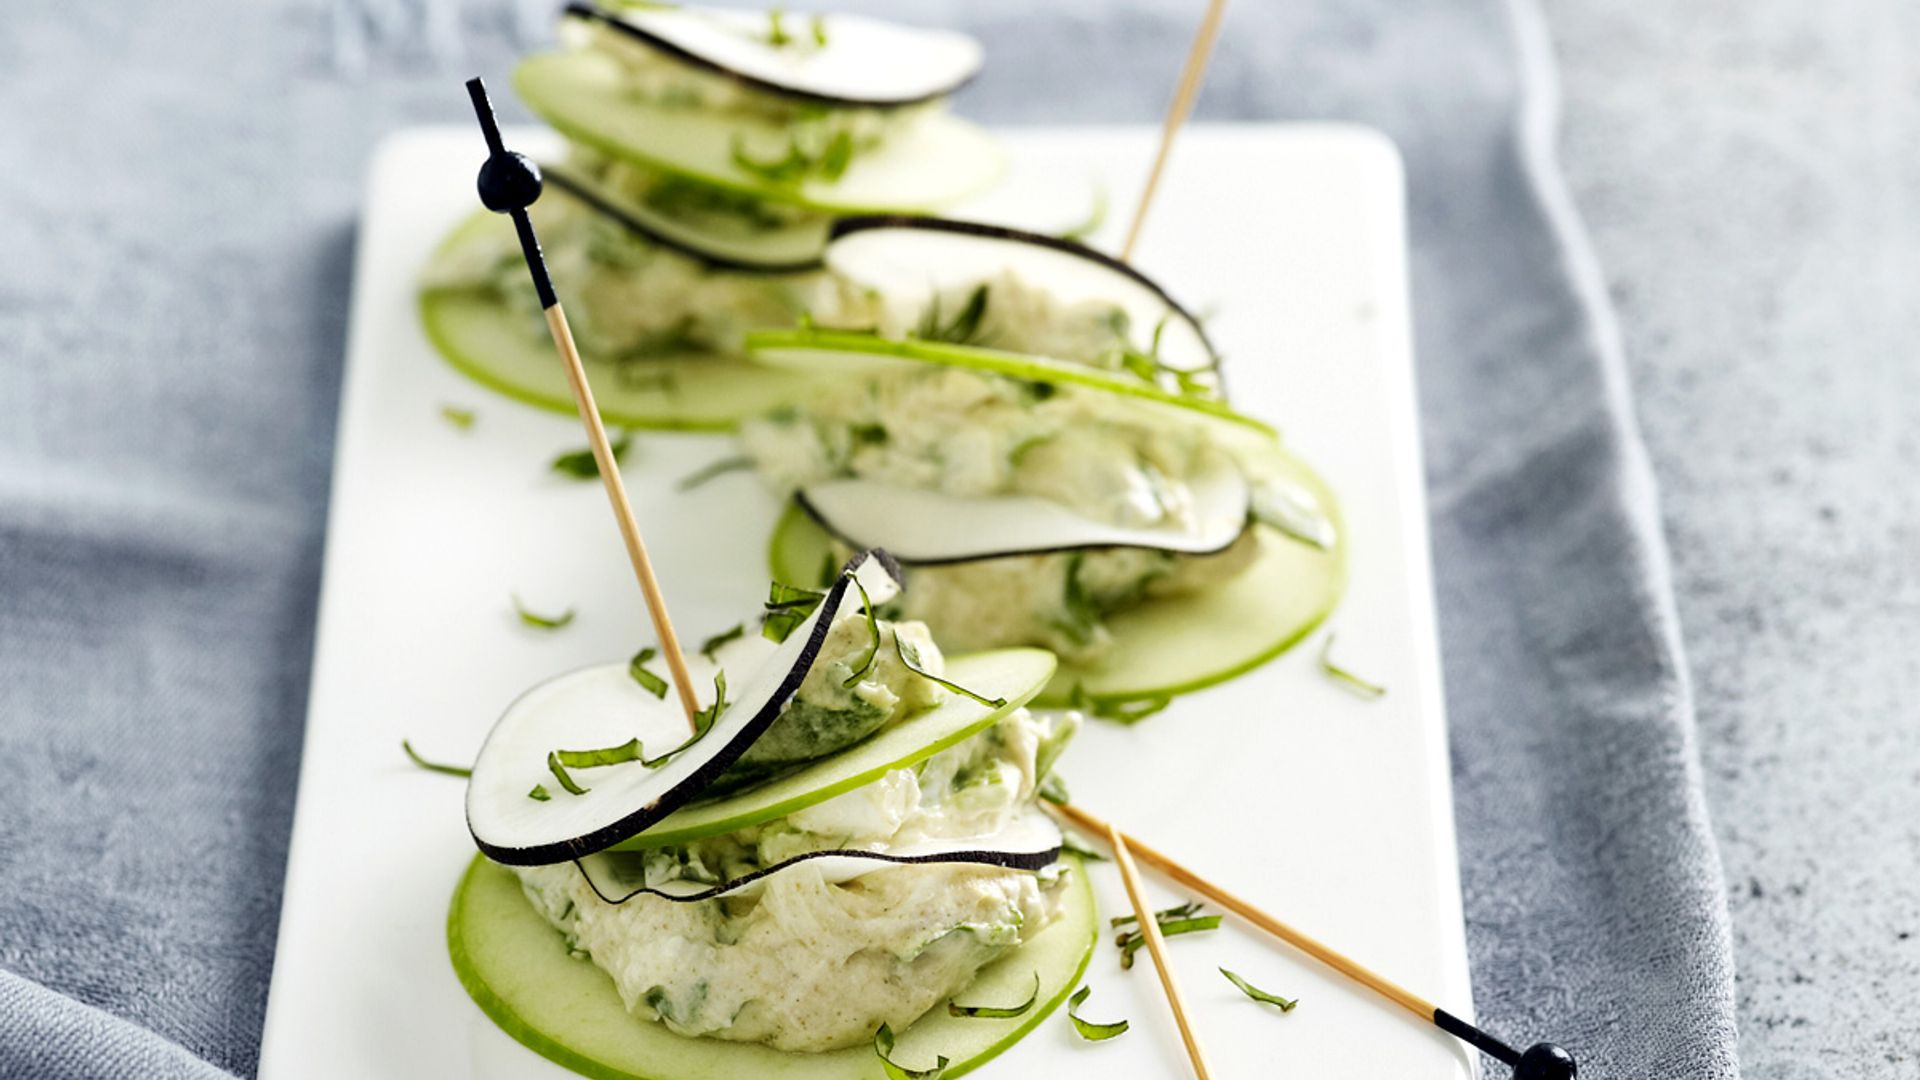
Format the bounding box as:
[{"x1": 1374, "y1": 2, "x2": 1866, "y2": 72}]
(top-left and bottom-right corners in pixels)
[
  {"x1": 948, "y1": 973, "x2": 1040, "y2": 1019},
  {"x1": 841, "y1": 576, "x2": 880, "y2": 688},
  {"x1": 764, "y1": 6, "x2": 791, "y2": 46},
  {"x1": 850, "y1": 422, "x2": 889, "y2": 445},
  {"x1": 513, "y1": 595, "x2": 576, "y2": 631},
  {"x1": 1059, "y1": 184, "x2": 1109, "y2": 242},
  {"x1": 1065, "y1": 985, "x2": 1128, "y2": 1041},
  {"x1": 550, "y1": 429, "x2": 633, "y2": 480},
  {"x1": 400, "y1": 739, "x2": 470, "y2": 778},
  {"x1": 874, "y1": 1022, "x2": 947, "y2": 1079},
  {"x1": 915, "y1": 284, "x2": 991, "y2": 345},
  {"x1": 1068, "y1": 684, "x2": 1171, "y2": 724},
  {"x1": 691, "y1": 670, "x2": 728, "y2": 737},
  {"x1": 896, "y1": 634, "x2": 1007, "y2": 707},
  {"x1": 1220, "y1": 968, "x2": 1298, "y2": 1012},
  {"x1": 547, "y1": 751, "x2": 590, "y2": 796},
  {"x1": 1036, "y1": 772, "x2": 1070, "y2": 806},
  {"x1": 698, "y1": 623, "x2": 745, "y2": 661},
  {"x1": 1117, "y1": 915, "x2": 1222, "y2": 968},
  {"x1": 762, "y1": 581, "x2": 827, "y2": 642},
  {"x1": 1110, "y1": 901, "x2": 1205, "y2": 931},
  {"x1": 1060, "y1": 832, "x2": 1108, "y2": 862},
  {"x1": 676, "y1": 456, "x2": 755, "y2": 492},
  {"x1": 528, "y1": 784, "x2": 551, "y2": 802},
  {"x1": 628, "y1": 647, "x2": 669, "y2": 699},
  {"x1": 808, "y1": 13, "x2": 827, "y2": 45},
  {"x1": 439, "y1": 404, "x2": 476, "y2": 430},
  {"x1": 1319, "y1": 635, "x2": 1386, "y2": 700},
  {"x1": 817, "y1": 130, "x2": 854, "y2": 182}
]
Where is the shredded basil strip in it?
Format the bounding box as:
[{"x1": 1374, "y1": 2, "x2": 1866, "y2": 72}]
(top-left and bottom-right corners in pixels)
[
  {"x1": 915, "y1": 284, "x2": 991, "y2": 345},
  {"x1": 628, "y1": 647, "x2": 668, "y2": 699},
  {"x1": 894, "y1": 634, "x2": 1007, "y2": 708},
  {"x1": 762, "y1": 581, "x2": 827, "y2": 643},
  {"x1": 1069, "y1": 684, "x2": 1171, "y2": 724},
  {"x1": 1059, "y1": 832, "x2": 1108, "y2": 862},
  {"x1": 873, "y1": 1022, "x2": 948, "y2": 1079},
  {"x1": 1036, "y1": 772, "x2": 1070, "y2": 806},
  {"x1": 528, "y1": 784, "x2": 551, "y2": 802},
  {"x1": 947, "y1": 973, "x2": 1040, "y2": 1019},
  {"x1": 1319, "y1": 635, "x2": 1387, "y2": 699},
  {"x1": 698, "y1": 623, "x2": 745, "y2": 660},
  {"x1": 764, "y1": 6, "x2": 791, "y2": 46},
  {"x1": 841, "y1": 576, "x2": 880, "y2": 688},
  {"x1": 550, "y1": 429, "x2": 632, "y2": 480},
  {"x1": 1059, "y1": 184, "x2": 1108, "y2": 242},
  {"x1": 439, "y1": 404, "x2": 475, "y2": 430},
  {"x1": 690, "y1": 670, "x2": 728, "y2": 738},
  {"x1": 1220, "y1": 967, "x2": 1299, "y2": 1012},
  {"x1": 1110, "y1": 901, "x2": 1205, "y2": 931},
  {"x1": 676, "y1": 456, "x2": 754, "y2": 492},
  {"x1": 400, "y1": 739, "x2": 471, "y2": 778},
  {"x1": 1066, "y1": 985, "x2": 1129, "y2": 1041},
  {"x1": 513, "y1": 595, "x2": 576, "y2": 630},
  {"x1": 546, "y1": 751, "x2": 589, "y2": 796},
  {"x1": 1117, "y1": 915, "x2": 1223, "y2": 968}
]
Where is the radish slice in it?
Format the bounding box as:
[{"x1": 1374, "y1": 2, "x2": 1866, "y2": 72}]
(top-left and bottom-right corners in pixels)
[
  {"x1": 543, "y1": 162, "x2": 828, "y2": 273},
  {"x1": 466, "y1": 552, "x2": 901, "y2": 866},
  {"x1": 566, "y1": 3, "x2": 982, "y2": 108},
  {"x1": 795, "y1": 452, "x2": 1252, "y2": 565},
  {"x1": 825, "y1": 216, "x2": 1219, "y2": 381},
  {"x1": 574, "y1": 806, "x2": 1064, "y2": 904}
]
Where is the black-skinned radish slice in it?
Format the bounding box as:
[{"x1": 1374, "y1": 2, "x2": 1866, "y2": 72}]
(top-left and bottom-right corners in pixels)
[
  {"x1": 610, "y1": 647, "x2": 1055, "y2": 850},
  {"x1": 466, "y1": 553, "x2": 901, "y2": 866},
  {"x1": 447, "y1": 855, "x2": 1096, "y2": 1080},
  {"x1": 513, "y1": 43, "x2": 1001, "y2": 212},
  {"x1": 563, "y1": 3, "x2": 983, "y2": 109},
  {"x1": 575, "y1": 806, "x2": 1063, "y2": 904},
  {"x1": 542, "y1": 162, "x2": 828, "y2": 273},
  {"x1": 794, "y1": 450, "x2": 1251, "y2": 565},
  {"x1": 825, "y1": 216, "x2": 1220, "y2": 384}
]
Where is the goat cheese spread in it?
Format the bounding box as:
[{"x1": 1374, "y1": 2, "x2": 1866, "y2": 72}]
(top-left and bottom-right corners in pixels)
[{"x1": 509, "y1": 605, "x2": 1077, "y2": 1051}]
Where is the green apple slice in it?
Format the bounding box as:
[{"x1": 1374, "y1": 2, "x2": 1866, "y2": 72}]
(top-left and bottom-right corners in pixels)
[
  {"x1": 513, "y1": 50, "x2": 1004, "y2": 214},
  {"x1": 769, "y1": 447, "x2": 1345, "y2": 708},
  {"x1": 744, "y1": 329, "x2": 1278, "y2": 453},
  {"x1": 611, "y1": 647, "x2": 1056, "y2": 851},
  {"x1": 447, "y1": 854, "x2": 1096, "y2": 1080}
]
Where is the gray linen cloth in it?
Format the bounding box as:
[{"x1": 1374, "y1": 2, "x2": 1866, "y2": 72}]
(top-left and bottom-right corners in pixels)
[{"x1": 0, "y1": 1, "x2": 1736, "y2": 1077}]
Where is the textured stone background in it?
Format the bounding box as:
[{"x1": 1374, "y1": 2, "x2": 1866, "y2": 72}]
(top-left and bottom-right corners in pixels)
[{"x1": 1546, "y1": 3, "x2": 1920, "y2": 1076}]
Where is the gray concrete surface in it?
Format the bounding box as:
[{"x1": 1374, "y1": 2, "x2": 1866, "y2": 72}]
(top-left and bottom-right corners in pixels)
[{"x1": 1544, "y1": 3, "x2": 1920, "y2": 1075}]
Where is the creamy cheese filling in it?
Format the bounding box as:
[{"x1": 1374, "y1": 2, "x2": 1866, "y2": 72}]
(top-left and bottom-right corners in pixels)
[
  {"x1": 422, "y1": 184, "x2": 819, "y2": 363},
  {"x1": 567, "y1": 18, "x2": 938, "y2": 155},
  {"x1": 510, "y1": 698, "x2": 1076, "y2": 1053}
]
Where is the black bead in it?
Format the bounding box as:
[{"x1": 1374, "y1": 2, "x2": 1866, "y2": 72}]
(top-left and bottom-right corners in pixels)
[
  {"x1": 1514, "y1": 1042, "x2": 1577, "y2": 1080},
  {"x1": 476, "y1": 151, "x2": 543, "y2": 213}
]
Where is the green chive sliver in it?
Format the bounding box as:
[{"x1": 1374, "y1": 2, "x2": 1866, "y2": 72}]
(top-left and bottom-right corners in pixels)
[
  {"x1": 873, "y1": 1022, "x2": 947, "y2": 1079},
  {"x1": 947, "y1": 973, "x2": 1039, "y2": 1019},
  {"x1": 1220, "y1": 967, "x2": 1298, "y2": 1012},
  {"x1": 1319, "y1": 634, "x2": 1386, "y2": 700},
  {"x1": 1066, "y1": 985, "x2": 1128, "y2": 1041},
  {"x1": 400, "y1": 739, "x2": 470, "y2": 778}
]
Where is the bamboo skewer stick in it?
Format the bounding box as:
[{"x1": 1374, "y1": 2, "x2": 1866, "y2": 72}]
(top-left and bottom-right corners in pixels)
[
  {"x1": 1121, "y1": 0, "x2": 1231, "y2": 262},
  {"x1": 465, "y1": 77, "x2": 702, "y2": 734},
  {"x1": 1055, "y1": 802, "x2": 1577, "y2": 1079},
  {"x1": 1107, "y1": 823, "x2": 1213, "y2": 1079}
]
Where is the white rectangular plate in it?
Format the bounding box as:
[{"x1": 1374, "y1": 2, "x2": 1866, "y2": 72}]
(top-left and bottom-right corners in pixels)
[{"x1": 259, "y1": 124, "x2": 1474, "y2": 1079}]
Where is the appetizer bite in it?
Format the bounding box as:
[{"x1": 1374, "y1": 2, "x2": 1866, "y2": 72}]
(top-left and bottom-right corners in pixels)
[
  {"x1": 737, "y1": 218, "x2": 1347, "y2": 712},
  {"x1": 420, "y1": 3, "x2": 998, "y2": 430},
  {"x1": 450, "y1": 551, "x2": 1097, "y2": 1077}
]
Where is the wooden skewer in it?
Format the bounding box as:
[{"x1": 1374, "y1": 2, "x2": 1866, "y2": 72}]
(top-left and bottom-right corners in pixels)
[
  {"x1": 1056, "y1": 803, "x2": 1578, "y2": 1079},
  {"x1": 1107, "y1": 823, "x2": 1212, "y2": 1079},
  {"x1": 465, "y1": 78, "x2": 702, "y2": 734},
  {"x1": 1121, "y1": 0, "x2": 1231, "y2": 262}
]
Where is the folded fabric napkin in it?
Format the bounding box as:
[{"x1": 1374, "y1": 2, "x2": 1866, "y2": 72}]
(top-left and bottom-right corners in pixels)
[{"x1": 0, "y1": 0, "x2": 1735, "y2": 1076}]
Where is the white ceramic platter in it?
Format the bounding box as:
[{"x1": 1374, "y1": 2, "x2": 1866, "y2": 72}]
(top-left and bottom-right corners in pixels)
[{"x1": 258, "y1": 125, "x2": 1475, "y2": 1079}]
